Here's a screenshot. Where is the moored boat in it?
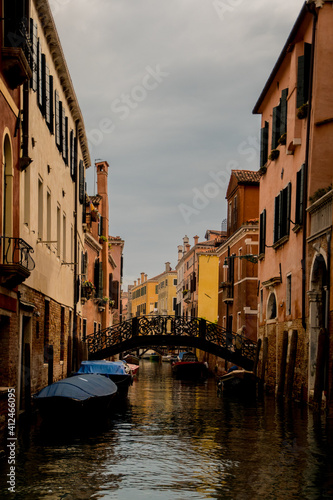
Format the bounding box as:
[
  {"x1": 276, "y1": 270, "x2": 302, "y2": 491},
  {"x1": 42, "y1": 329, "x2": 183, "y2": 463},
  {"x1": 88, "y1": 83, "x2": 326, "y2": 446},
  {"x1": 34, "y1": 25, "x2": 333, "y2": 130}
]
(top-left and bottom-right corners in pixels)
[
  {"x1": 33, "y1": 373, "x2": 118, "y2": 420},
  {"x1": 123, "y1": 354, "x2": 140, "y2": 365},
  {"x1": 217, "y1": 369, "x2": 258, "y2": 395},
  {"x1": 149, "y1": 352, "x2": 161, "y2": 362},
  {"x1": 77, "y1": 360, "x2": 133, "y2": 395},
  {"x1": 172, "y1": 351, "x2": 209, "y2": 380}
]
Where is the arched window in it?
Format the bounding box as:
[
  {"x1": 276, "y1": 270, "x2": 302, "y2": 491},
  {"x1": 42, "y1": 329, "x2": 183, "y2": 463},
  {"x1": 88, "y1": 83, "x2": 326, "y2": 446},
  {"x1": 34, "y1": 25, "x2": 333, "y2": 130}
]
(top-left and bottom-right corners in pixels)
[
  {"x1": 2, "y1": 134, "x2": 13, "y2": 239},
  {"x1": 267, "y1": 292, "x2": 277, "y2": 320}
]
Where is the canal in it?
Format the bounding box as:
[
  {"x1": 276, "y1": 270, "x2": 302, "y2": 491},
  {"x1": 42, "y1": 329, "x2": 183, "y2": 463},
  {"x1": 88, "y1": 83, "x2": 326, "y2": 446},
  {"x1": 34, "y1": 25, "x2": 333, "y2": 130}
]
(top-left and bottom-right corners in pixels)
[{"x1": 1, "y1": 360, "x2": 333, "y2": 499}]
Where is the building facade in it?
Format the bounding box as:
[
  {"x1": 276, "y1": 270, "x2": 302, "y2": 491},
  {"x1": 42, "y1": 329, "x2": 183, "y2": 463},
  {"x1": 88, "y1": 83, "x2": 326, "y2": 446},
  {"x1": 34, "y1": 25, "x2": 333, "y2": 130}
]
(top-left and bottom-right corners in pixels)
[
  {"x1": 156, "y1": 262, "x2": 177, "y2": 315},
  {"x1": 253, "y1": 0, "x2": 333, "y2": 408}
]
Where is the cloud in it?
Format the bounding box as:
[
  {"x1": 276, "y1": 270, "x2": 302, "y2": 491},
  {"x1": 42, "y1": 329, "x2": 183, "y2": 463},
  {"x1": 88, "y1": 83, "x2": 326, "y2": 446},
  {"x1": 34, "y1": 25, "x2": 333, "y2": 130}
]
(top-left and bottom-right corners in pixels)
[{"x1": 53, "y1": 0, "x2": 305, "y2": 287}]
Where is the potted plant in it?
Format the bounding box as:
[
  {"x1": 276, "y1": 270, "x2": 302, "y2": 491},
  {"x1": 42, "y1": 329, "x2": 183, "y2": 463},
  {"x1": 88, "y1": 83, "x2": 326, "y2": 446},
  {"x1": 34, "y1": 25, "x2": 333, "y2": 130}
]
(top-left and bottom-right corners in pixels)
[
  {"x1": 277, "y1": 133, "x2": 286, "y2": 146},
  {"x1": 297, "y1": 102, "x2": 308, "y2": 119},
  {"x1": 81, "y1": 279, "x2": 95, "y2": 299},
  {"x1": 259, "y1": 165, "x2": 267, "y2": 176},
  {"x1": 109, "y1": 299, "x2": 115, "y2": 308},
  {"x1": 99, "y1": 235, "x2": 108, "y2": 243},
  {"x1": 268, "y1": 149, "x2": 280, "y2": 161}
]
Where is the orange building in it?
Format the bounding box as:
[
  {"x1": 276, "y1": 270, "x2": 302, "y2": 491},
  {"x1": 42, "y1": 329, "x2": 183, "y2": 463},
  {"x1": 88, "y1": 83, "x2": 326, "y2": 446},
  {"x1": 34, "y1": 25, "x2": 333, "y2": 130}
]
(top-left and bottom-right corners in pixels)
[
  {"x1": 81, "y1": 161, "x2": 124, "y2": 340},
  {"x1": 217, "y1": 170, "x2": 260, "y2": 346},
  {"x1": 253, "y1": 1, "x2": 333, "y2": 408}
]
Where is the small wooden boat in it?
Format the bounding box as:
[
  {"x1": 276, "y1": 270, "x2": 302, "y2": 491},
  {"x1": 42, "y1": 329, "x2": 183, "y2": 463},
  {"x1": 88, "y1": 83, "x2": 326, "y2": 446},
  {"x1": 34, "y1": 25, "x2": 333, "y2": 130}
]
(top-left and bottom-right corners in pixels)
[
  {"x1": 33, "y1": 374, "x2": 118, "y2": 420},
  {"x1": 217, "y1": 369, "x2": 258, "y2": 395},
  {"x1": 77, "y1": 360, "x2": 133, "y2": 395},
  {"x1": 172, "y1": 351, "x2": 209, "y2": 380},
  {"x1": 126, "y1": 363, "x2": 139, "y2": 377},
  {"x1": 123, "y1": 354, "x2": 140, "y2": 365}
]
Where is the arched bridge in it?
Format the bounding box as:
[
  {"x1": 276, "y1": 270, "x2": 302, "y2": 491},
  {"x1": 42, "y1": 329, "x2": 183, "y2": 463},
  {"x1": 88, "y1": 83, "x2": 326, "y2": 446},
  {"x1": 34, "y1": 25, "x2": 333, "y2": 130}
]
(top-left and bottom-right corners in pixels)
[{"x1": 87, "y1": 315, "x2": 260, "y2": 371}]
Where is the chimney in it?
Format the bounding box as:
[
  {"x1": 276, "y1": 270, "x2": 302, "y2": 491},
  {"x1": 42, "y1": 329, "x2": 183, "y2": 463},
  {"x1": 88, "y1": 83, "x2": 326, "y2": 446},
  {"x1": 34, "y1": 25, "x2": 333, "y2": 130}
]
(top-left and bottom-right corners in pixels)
[
  {"x1": 185, "y1": 243, "x2": 191, "y2": 253},
  {"x1": 95, "y1": 160, "x2": 109, "y2": 195},
  {"x1": 144, "y1": 274, "x2": 148, "y2": 282},
  {"x1": 165, "y1": 262, "x2": 171, "y2": 272},
  {"x1": 178, "y1": 245, "x2": 183, "y2": 262},
  {"x1": 134, "y1": 281, "x2": 137, "y2": 287},
  {"x1": 193, "y1": 235, "x2": 199, "y2": 245},
  {"x1": 138, "y1": 278, "x2": 141, "y2": 285},
  {"x1": 141, "y1": 272, "x2": 145, "y2": 283},
  {"x1": 183, "y1": 235, "x2": 189, "y2": 251}
]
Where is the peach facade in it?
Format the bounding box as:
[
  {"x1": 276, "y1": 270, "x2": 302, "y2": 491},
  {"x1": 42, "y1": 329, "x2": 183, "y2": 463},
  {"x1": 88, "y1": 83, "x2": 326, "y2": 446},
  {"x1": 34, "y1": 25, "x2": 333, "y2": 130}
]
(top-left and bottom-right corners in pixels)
[{"x1": 253, "y1": 1, "x2": 333, "y2": 408}]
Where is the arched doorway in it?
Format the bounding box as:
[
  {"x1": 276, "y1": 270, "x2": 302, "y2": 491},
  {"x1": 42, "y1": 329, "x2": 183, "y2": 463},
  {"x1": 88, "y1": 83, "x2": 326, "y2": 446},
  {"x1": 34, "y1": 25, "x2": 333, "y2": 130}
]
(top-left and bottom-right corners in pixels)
[{"x1": 308, "y1": 253, "x2": 328, "y2": 394}]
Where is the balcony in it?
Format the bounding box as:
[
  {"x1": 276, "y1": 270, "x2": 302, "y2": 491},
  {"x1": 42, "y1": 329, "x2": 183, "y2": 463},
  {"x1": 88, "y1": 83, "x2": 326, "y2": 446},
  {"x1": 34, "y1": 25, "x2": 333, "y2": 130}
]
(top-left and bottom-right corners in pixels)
[
  {"x1": 1, "y1": 47, "x2": 32, "y2": 89},
  {"x1": 0, "y1": 237, "x2": 35, "y2": 288},
  {"x1": 182, "y1": 290, "x2": 191, "y2": 304},
  {"x1": 220, "y1": 282, "x2": 234, "y2": 303},
  {"x1": 307, "y1": 189, "x2": 333, "y2": 241}
]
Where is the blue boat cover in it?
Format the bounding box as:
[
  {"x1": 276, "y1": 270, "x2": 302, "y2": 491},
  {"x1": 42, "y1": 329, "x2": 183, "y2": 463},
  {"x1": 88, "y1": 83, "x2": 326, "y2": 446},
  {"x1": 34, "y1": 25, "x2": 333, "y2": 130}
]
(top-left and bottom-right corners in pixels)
[
  {"x1": 77, "y1": 360, "x2": 128, "y2": 376},
  {"x1": 34, "y1": 374, "x2": 117, "y2": 401}
]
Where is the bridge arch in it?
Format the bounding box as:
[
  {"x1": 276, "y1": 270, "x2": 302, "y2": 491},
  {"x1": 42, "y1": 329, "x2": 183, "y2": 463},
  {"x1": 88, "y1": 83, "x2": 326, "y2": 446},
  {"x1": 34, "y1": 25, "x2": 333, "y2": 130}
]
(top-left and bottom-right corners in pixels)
[{"x1": 86, "y1": 315, "x2": 259, "y2": 371}]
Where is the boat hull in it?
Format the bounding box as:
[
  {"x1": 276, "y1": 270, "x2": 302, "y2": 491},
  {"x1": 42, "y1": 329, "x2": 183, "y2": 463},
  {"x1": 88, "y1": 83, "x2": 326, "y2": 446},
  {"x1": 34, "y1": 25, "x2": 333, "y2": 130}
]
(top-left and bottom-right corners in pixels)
[
  {"x1": 217, "y1": 370, "x2": 257, "y2": 395},
  {"x1": 172, "y1": 361, "x2": 209, "y2": 380}
]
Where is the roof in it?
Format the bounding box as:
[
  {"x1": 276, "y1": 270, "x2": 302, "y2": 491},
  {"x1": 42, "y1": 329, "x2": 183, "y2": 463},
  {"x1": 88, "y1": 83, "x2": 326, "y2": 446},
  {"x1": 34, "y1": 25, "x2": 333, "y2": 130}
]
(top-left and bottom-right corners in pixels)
[
  {"x1": 252, "y1": 2, "x2": 309, "y2": 114},
  {"x1": 231, "y1": 170, "x2": 261, "y2": 184}
]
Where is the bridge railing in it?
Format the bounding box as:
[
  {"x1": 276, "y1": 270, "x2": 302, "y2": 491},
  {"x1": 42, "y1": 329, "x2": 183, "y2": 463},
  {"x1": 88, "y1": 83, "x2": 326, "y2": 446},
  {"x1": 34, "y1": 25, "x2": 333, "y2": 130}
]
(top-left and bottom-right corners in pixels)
[{"x1": 86, "y1": 315, "x2": 258, "y2": 362}]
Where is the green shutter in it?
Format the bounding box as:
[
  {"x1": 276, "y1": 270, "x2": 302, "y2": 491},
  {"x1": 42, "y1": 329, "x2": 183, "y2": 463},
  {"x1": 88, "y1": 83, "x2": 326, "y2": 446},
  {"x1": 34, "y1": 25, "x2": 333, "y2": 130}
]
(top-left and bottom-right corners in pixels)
[
  {"x1": 297, "y1": 43, "x2": 312, "y2": 108},
  {"x1": 260, "y1": 121, "x2": 269, "y2": 168},
  {"x1": 79, "y1": 160, "x2": 84, "y2": 204},
  {"x1": 30, "y1": 19, "x2": 38, "y2": 91},
  {"x1": 280, "y1": 88, "x2": 288, "y2": 137},
  {"x1": 274, "y1": 195, "x2": 279, "y2": 243},
  {"x1": 271, "y1": 105, "x2": 281, "y2": 150}
]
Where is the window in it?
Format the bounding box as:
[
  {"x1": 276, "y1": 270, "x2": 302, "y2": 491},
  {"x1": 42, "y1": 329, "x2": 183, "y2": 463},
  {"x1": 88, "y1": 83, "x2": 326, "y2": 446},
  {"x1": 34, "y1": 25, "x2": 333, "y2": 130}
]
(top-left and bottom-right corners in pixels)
[
  {"x1": 24, "y1": 167, "x2": 30, "y2": 225},
  {"x1": 82, "y1": 319, "x2": 87, "y2": 342},
  {"x1": 62, "y1": 213, "x2": 66, "y2": 261},
  {"x1": 232, "y1": 195, "x2": 238, "y2": 230},
  {"x1": 297, "y1": 43, "x2": 312, "y2": 108},
  {"x1": 57, "y1": 205, "x2": 61, "y2": 257},
  {"x1": 286, "y1": 274, "x2": 292, "y2": 315},
  {"x1": 46, "y1": 74, "x2": 53, "y2": 133},
  {"x1": 173, "y1": 297, "x2": 177, "y2": 312},
  {"x1": 62, "y1": 116, "x2": 68, "y2": 165},
  {"x1": 79, "y1": 160, "x2": 85, "y2": 204},
  {"x1": 173, "y1": 278, "x2": 177, "y2": 286},
  {"x1": 55, "y1": 90, "x2": 61, "y2": 149},
  {"x1": 39, "y1": 53, "x2": 46, "y2": 116},
  {"x1": 38, "y1": 178, "x2": 43, "y2": 239},
  {"x1": 259, "y1": 209, "x2": 266, "y2": 255},
  {"x1": 70, "y1": 131, "x2": 76, "y2": 180},
  {"x1": 30, "y1": 19, "x2": 38, "y2": 91},
  {"x1": 271, "y1": 89, "x2": 288, "y2": 150},
  {"x1": 295, "y1": 164, "x2": 305, "y2": 225},
  {"x1": 260, "y1": 289, "x2": 263, "y2": 322},
  {"x1": 46, "y1": 190, "x2": 51, "y2": 242},
  {"x1": 273, "y1": 183, "x2": 291, "y2": 244},
  {"x1": 94, "y1": 259, "x2": 103, "y2": 299},
  {"x1": 267, "y1": 293, "x2": 277, "y2": 320},
  {"x1": 260, "y1": 121, "x2": 269, "y2": 167}
]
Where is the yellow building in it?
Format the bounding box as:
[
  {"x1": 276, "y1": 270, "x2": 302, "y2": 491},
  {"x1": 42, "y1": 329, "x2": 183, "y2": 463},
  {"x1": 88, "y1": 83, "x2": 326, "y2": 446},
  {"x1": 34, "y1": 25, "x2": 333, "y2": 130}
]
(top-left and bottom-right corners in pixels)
[
  {"x1": 157, "y1": 263, "x2": 177, "y2": 315},
  {"x1": 197, "y1": 253, "x2": 219, "y2": 323},
  {"x1": 131, "y1": 272, "x2": 159, "y2": 317}
]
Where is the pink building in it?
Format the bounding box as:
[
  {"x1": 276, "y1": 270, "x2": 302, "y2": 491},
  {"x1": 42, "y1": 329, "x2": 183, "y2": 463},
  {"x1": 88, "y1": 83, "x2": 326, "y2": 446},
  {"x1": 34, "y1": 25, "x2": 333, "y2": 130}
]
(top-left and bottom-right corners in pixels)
[{"x1": 253, "y1": 1, "x2": 333, "y2": 409}]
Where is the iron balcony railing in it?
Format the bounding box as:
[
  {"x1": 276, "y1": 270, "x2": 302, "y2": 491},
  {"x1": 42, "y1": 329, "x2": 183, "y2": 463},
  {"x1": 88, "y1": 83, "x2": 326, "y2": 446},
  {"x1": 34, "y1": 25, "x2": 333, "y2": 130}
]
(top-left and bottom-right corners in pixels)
[{"x1": 0, "y1": 236, "x2": 35, "y2": 271}]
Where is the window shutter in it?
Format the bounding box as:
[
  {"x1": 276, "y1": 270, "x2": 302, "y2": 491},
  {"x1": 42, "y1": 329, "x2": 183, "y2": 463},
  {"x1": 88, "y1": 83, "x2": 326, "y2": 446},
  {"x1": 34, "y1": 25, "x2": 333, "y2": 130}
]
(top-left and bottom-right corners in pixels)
[
  {"x1": 40, "y1": 53, "x2": 46, "y2": 115},
  {"x1": 62, "y1": 116, "x2": 68, "y2": 164},
  {"x1": 98, "y1": 262, "x2": 103, "y2": 299},
  {"x1": 297, "y1": 44, "x2": 311, "y2": 108},
  {"x1": 45, "y1": 64, "x2": 50, "y2": 123},
  {"x1": 260, "y1": 121, "x2": 269, "y2": 168},
  {"x1": 259, "y1": 209, "x2": 266, "y2": 254},
  {"x1": 286, "y1": 182, "x2": 291, "y2": 235},
  {"x1": 109, "y1": 273, "x2": 113, "y2": 299},
  {"x1": 70, "y1": 131, "x2": 76, "y2": 179},
  {"x1": 271, "y1": 105, "x2": 280, "y2": 150},
  {"x1": 111, "y1": 280, "x2": 119, "y2": 308},
  {"x1": 55, "y1": 90, "x2": 61, "y2": 148},
  {"x1": 296, "y1": 164, "x2": 305, "y2": 225},
  {"x1": 37, "y1": 39, "x2": 42, "y2": 106},
  {"x1": 280, "y1": 88, "x2": 288, "y2": 137},
  {"x1": 79, "y1": 160, "x2": 85, "y2": 204},
  {"x1": 30, "y1": 19, "x2": 38, "y2": 91},
  {"x1": 274, "y1": 195, "x2": 279, "y2": 243}
]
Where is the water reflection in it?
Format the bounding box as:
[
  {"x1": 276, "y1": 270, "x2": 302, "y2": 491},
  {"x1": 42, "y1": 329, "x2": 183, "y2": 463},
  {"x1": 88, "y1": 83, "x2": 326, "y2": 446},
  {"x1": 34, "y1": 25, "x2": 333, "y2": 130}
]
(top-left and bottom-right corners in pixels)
[{"x1": 0, "y1": 361, "x2": 332, "y2": 499}]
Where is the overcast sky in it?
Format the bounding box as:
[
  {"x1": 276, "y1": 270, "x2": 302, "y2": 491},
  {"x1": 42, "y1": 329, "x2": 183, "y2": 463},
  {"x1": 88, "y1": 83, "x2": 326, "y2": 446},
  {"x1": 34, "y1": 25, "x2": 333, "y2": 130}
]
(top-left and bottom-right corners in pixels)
[{"x1": 52, "y1": 0, "x2": 305, "y2": 288}]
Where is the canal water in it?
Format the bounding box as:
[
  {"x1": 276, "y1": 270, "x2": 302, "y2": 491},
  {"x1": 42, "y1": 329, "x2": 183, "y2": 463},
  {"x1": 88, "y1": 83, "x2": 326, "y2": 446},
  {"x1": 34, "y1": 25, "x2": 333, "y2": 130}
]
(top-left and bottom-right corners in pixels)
[{"x1": 1, "y1": 360, "x2": 333, "y2": 499}]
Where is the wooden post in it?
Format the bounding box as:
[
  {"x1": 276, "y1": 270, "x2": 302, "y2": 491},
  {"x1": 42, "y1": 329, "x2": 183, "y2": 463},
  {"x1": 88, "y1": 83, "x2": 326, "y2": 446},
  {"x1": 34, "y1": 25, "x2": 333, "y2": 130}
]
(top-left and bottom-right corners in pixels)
[
  {"x1": 285, "y1": 330, "x2": 298, "y2": 401},
  {"x1": 24, "y1": 343, "x2": 31, "y2": 412},
  {"x1": 47, "y1": 345, "x2": 54, "y2": 386},
  {"x1": 313, "y1": 328, "x2": 327, "y2": 408},
  {"x1": 277, "y1": 331, "x2": 288, "y2": 399},
  {"x1": 252, "y1": 338, "x2": 261, "y2": 376},
  {"x1": 67, "y1": 336, "x2": 72, "y2": 376},
  {"x1": 260, "y1": 336, "x2": 268, "y2": 385}
]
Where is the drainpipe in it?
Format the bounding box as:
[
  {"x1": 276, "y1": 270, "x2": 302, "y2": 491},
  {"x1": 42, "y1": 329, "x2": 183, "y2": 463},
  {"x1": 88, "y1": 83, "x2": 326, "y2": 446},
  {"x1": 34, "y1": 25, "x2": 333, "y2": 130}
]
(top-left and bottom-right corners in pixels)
[{"x1": 302, "y1": 2, "x2": 318, "y2": 329}]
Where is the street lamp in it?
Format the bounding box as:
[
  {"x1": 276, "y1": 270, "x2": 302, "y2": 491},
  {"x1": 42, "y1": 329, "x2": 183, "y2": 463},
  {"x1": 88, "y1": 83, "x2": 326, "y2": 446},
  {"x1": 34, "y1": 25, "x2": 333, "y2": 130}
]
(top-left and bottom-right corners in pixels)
[{"x1": 223, "y1": 254, "x2": 258, "y2": 268}]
